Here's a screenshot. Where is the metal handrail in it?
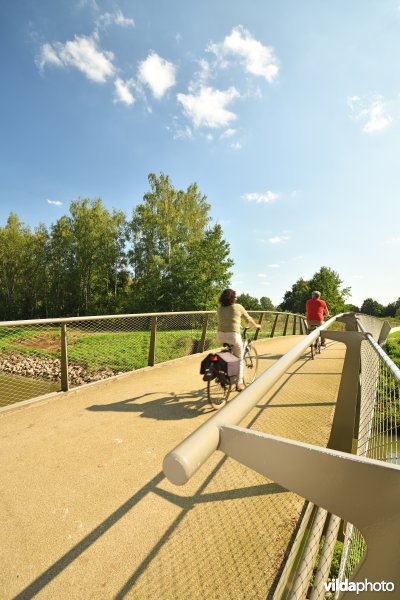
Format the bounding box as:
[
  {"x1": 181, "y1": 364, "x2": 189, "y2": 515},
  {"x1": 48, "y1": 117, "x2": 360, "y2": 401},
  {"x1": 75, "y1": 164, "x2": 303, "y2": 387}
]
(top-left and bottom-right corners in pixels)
[
  {"x1": 163, "y1": 313, "x2": 400, "y2": 597},
  {"x1": 0, "y1": 309, "x2": 308, "y2": 399},
  {"x1": 0, "y1": 309, "x2": 306, "y2": 328},
  {"x1": 163, "y1": 315, "x2": 339, "y2": 485}
]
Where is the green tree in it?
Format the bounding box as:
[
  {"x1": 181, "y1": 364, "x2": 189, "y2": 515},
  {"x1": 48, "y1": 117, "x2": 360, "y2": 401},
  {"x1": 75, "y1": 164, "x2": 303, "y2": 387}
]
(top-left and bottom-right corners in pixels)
[
  {"x1": 236, "y1": 293, "x2": 262, "y2": 310},
  {"x1": 361, "y1": 298, "x2": 384, "y2": 317},
  {"x1": 344, "y1": 303, "x2": 360, "y2": 313},
  {"x1": 23, "y1": 223, "x2": 51, "y2": 318},
  {"x1": 0, "y1": 214, "x2": 34, "y2": 319},
  {"x1": 382, "y1": 298, "x2": 400, "y2": 318},
  {"x1": 48, "y1": 199, "x2": 128, "y2": 316},
  {"x1": 308, "y1": 266, "x2": 351, "y2": 315},
  {"x1": 260, "y1": 296, "x2": 275, "y2": 311},
  {"x1": 278, "y1": 267, "x2": 350, "y2": 316},
  {"x1": 278, "y1": 278, "x2": 310, "y2": 313},
  {"x1": 127, "y1": 173, "x2": 233, "y2": 311}
]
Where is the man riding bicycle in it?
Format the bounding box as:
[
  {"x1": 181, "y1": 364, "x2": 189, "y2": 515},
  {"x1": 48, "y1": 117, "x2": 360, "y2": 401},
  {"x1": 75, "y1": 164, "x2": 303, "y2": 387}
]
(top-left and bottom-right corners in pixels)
[{"x1": 306, "y1": 291, "x2": 330, "y2": 346}]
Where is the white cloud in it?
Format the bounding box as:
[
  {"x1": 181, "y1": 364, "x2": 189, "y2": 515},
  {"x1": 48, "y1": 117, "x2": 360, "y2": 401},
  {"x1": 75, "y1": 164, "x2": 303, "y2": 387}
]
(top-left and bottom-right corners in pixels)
[
  {"x1": 47, "y1": 199, "x2": 63, "y2": 206},
  {"x1": 230, "y1": 141, "x2": 242, "y2": 149},
  {"x1": 114, "y1": 78, "x2": 135, "y2": 105},
  {"x1": 138, "y1": 52, "x2": 177, "y2": 99},
  {"x1": 194, "y1": 59, "x2": 213, "y2": 85},
  {"x1": 220, "y1": 128, "x2": 236, "y2": 139},
  {"x1": 347, "y1": 95, "x2": 393, "y2": 133},
  {"x1": 177, "y1": 85, "x2": 239, "y2": 129},
  {"x1": 36, "y1": 35, "x2": 116, "y2": 83},
  {"x1": 257, "y1": 273, "x2": 267, "y2": 278},
  {"x1": 114, "y1": 10, "x2": 135, "y2": 27},
  {"x1": 172, "y1": 125, "x2": 193, "y2": 140},
  {"x1": 384, "y1": 236, "x2": 400, "y2": 244},
  {"x1": 268, "y1": 263, "x2": 280, "y2": 268},
  {"x1": 242, "y1": 191, "x2": 280, "y2": 203},
  {"x1": 37, "y1": 44, "x2": 63, "y2": 68},
  {"x1": 208, "y1": 25, "x2": 279, "y2": 83},
  {"x1": 268, "y1": 235, "x2": 290, "y2": 244},
  {"x1": 95, "y1": 10, "x2": 134, "y2": 32}
]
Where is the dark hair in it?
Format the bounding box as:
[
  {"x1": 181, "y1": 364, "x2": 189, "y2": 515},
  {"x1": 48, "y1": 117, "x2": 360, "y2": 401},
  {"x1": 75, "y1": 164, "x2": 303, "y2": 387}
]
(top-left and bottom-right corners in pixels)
[{"x1": 219, "y1": 288, "x2": 236, "y2": 306}]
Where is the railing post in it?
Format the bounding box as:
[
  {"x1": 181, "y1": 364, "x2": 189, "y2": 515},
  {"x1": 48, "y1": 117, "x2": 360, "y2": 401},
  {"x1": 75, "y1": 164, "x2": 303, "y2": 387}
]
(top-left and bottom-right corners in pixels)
[
  {"x1": 199, "y1": 314, "x2": 209, "y2": 353},
  {"x1": 60, "y1": 323, "x2": 69, "y2": 392},
  {"x1": 270, "y1": 313, "x2": 279, "y2": 338},
  {"x1": 292, "y1": 315, "x2": 297, "y2": 335},
  {"x1": 254, "y1": 312, "x2": 264, "y2": 341},
  {"x1": 282, "y1": 313, "x2": 290, "y2": 336},
  {"x1": 148, "y1": 316, "x2": 157, "y2": 366}
]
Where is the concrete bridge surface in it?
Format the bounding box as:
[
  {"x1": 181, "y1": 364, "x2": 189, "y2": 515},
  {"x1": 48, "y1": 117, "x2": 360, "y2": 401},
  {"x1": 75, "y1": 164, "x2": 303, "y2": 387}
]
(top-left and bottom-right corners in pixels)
[{"x1": 0, "y1": 335, "x2": 346, "y2": 600}]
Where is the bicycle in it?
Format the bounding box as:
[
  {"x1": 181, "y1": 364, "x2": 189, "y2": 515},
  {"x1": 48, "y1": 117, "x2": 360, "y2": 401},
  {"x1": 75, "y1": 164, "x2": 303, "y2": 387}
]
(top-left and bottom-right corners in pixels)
[
  {"x1": 308, "y1": 329, "x2": 321, "y2": 359},
  {"x1": 206, "y1": 327, "x2": 259, "y2": 409},
  {"x1": 307, "y1": 319, "x2": 328, "y2": 359}
]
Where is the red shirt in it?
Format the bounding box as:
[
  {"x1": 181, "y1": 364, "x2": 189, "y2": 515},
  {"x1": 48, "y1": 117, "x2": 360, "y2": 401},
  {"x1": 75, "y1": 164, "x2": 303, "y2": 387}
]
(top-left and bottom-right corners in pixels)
[{"x1": 306, "y1": 298, "x2": 327, "y2": 321}]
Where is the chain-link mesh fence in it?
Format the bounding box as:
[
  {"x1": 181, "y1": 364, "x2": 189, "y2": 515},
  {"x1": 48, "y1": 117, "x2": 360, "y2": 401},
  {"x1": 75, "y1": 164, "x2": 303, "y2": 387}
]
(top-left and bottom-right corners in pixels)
[
  {"x1": 337, "y1": 334, "x2": 400, "y2": 588},
  {"x1": 0, "y1": 311, "x2": 306, "y2": 408},
  {"x1": 0, "y1": 323, "x2": 61, "y2": 407}
]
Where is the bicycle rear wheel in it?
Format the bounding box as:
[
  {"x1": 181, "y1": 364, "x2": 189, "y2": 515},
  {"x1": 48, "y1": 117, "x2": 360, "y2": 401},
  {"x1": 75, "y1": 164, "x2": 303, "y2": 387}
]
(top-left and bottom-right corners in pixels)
[
  {"x1": 207, "y1": 378, "x2": 231, "y2": 409},
  {"x1": 243, "y1": 345, "x2": 259, "y2": 386}
]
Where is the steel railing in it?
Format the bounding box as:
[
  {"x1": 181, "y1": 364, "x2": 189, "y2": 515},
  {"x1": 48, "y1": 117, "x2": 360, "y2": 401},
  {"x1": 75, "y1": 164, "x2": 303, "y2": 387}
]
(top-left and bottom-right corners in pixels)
[
  {"x1": 163, "y1": 313, "x2": 400, "y2": 598},
  {"x1": 0, "y1": 310, "x2": 307, "y2": 408},
  {"x1": 336, "y1": 317, "x2": 400, "y2": 594}
]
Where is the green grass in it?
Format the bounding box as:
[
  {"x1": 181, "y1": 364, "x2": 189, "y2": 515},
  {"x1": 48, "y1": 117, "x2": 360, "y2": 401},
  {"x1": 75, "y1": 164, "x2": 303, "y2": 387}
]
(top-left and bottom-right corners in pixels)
[
  {"x1": 386, "y1": 331, "x2": 400, "y2": 369},
  {"x1": 0, "y1": 315, "x2": 305, "y2": 376},
  {"x1": 0, "y1": 326, "x2": 207, "y2": 373}
]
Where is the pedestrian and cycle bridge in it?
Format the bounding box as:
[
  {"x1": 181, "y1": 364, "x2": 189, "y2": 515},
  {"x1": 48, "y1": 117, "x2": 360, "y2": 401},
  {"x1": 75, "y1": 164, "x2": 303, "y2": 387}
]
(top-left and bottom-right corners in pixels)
[{"x1": 0, "y1": 311, "x2": 399, "y2": 599}]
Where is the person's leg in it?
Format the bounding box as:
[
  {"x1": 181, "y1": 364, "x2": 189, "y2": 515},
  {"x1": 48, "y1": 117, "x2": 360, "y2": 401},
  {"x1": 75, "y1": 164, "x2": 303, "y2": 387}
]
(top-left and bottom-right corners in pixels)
[{"x1": 307, "y1": 320, "x2": 325, "y2": 345}]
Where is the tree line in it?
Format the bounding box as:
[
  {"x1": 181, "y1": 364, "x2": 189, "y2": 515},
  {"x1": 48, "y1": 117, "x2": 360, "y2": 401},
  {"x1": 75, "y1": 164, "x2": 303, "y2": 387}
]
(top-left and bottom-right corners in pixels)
[
  {"x1": 1, "y1": 172, "x2": 395, "y2": 321},
  {"x1": 0, "y1": 173, "x2": 232, "y2": 320}
]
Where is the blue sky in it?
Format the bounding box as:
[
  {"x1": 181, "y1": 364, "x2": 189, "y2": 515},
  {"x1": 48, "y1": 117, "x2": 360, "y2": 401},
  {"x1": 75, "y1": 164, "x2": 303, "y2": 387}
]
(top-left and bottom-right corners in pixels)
[{"x1": 1, "y1": 0, "x2": 399, "y2": 308}]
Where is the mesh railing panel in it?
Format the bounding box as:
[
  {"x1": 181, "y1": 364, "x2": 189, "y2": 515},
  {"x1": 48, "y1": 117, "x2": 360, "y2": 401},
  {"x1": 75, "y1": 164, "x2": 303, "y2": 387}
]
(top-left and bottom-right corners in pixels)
[
  {"x1": 67, "y1": 316, "x2": 152, "y2": 378},
  {"x1": 155, "y1": 314, "x2": 205, "y2": 364},
  {"x1": 0, "y1": 323, "x2": 61, "y2": 407},
  {"x1": 0, "y1": 311, "x2": 305, "y2": 407},
  {"x1": 339, "y1": 337, "x2": 400, "y2": 583}
]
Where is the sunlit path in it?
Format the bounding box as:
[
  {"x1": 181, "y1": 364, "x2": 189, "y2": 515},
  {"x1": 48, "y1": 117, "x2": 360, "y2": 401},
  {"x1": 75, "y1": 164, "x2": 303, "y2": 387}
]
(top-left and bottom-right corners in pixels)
[{"x1": 0, "y1": 336, "x2": 345, "y2": 599}]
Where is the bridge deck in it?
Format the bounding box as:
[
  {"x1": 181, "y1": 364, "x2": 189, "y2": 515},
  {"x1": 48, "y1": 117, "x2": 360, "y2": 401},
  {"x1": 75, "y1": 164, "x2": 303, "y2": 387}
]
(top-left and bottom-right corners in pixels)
[{"x1": 0, "y1": 336, "x2": 345, "y2": 599}]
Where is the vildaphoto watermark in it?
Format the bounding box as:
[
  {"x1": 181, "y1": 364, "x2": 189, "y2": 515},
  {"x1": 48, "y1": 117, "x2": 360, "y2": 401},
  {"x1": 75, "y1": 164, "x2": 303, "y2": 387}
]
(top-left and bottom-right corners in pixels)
[{"x1": 324, "y1": 579, "x2": 395, "y2": 594}]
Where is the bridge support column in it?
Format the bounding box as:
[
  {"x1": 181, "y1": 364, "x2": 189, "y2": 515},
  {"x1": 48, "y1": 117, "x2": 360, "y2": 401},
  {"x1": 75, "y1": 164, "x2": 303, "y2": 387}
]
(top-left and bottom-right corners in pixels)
[{"x1": 321, "y1": 330, "x2": 367, "y2": 453}]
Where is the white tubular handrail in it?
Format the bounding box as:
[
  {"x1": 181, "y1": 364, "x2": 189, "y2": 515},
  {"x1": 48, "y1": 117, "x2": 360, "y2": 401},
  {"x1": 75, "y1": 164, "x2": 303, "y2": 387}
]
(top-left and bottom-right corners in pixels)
[{"x1": 163, "y1": 315, "x2": 339, "y2": 485}]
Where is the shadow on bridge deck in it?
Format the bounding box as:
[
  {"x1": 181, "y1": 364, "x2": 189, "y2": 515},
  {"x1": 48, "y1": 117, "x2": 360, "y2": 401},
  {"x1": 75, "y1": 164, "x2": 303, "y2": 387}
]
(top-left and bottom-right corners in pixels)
[{"x1": 0, "y1": 336, "x2": 345, "y2": 599}]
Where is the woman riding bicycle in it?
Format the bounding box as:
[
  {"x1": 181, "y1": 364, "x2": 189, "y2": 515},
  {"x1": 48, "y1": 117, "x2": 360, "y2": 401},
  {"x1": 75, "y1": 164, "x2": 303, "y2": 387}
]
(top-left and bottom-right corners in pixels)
[{"x1": 217, "y1": 289, "x2": 261, "y2": 391}]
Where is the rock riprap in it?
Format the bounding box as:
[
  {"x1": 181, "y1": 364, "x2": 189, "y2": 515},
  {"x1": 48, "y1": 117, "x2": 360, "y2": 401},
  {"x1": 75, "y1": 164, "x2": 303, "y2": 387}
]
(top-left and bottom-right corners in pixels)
[{"x1": 0, "y1": 352, "x2": 117, "y2": 386}]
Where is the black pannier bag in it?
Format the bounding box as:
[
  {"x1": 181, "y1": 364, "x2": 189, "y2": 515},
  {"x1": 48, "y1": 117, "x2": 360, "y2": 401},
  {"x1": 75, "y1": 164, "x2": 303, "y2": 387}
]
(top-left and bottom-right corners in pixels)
[{"x1": 200, "y1": 352, "x2": 240, "y2": 385}]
